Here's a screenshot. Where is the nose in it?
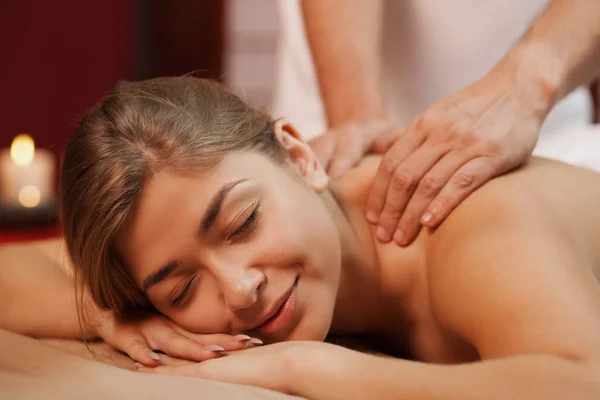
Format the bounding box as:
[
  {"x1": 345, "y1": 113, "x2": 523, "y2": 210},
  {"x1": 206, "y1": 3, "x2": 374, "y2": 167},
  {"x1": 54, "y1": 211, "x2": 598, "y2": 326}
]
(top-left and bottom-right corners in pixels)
[{"x1": 221, "y1": 266, "x2": 266, "y2": 311}]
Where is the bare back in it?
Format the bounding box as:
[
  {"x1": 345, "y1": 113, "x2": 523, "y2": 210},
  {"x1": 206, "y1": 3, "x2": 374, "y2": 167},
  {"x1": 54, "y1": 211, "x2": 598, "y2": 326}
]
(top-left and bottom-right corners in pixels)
[
  {"x1": 485, "y1": 158, "x2": 600, "y2": 277},
  {"x1": 334, "y1": 156, "x2": 600, "y2": 363}
]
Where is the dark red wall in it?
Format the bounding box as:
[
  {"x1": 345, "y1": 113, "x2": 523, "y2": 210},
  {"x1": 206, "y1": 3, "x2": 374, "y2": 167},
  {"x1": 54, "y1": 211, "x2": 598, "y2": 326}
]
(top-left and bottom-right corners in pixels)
[{"x1": 0, "y1": 1, "x2": 135, "y2": 159}]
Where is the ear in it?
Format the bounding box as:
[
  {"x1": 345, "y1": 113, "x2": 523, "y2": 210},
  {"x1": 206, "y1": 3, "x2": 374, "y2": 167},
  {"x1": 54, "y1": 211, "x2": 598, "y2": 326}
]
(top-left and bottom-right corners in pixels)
[{"x1": 274, "y1": 118, "x2": 328, "y2": 192}]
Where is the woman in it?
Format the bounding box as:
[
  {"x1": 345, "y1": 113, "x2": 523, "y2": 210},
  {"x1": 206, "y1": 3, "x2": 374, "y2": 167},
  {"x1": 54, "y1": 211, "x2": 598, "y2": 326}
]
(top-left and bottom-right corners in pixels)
[{"x1": 2, "y1": 76, "x2": 600, "y2": 399}]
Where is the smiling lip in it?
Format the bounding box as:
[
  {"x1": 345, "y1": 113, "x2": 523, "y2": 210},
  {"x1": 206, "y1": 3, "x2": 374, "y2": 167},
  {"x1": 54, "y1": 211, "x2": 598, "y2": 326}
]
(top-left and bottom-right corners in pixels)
[{"x1": 255, "y1": 278, "x2": 299, "y2": 336}]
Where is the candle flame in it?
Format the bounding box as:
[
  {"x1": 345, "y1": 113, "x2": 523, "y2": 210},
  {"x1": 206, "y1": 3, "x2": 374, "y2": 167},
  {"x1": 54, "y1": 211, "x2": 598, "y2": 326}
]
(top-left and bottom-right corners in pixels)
[
  {"x1": 10, "y1": 134, "x2": 35, "y2": 166},
  {"x1": 18, "y1": 185, "x2": 41, "y2": 208}
]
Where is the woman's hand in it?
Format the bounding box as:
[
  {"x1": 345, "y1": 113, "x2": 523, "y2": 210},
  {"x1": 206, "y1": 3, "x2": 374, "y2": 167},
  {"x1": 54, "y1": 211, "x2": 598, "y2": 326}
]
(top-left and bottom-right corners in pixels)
[
  {"x1": 137, "y1": 341, "x2": 343, "y2": 395},
  {"x1": 366, "y1": 66, "x2": 547, "y2": 246},
  {"x1": 95, "y1": 312, "x2": 262, "y2": 367},
  {"x1": 309, "y1": 119, "x2": 403, "y2": 177}
]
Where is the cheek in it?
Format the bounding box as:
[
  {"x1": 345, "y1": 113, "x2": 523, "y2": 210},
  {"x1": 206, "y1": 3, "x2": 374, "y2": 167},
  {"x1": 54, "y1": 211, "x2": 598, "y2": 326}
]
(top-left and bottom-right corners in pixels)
[
  {"x1": 276, "y1": 184, "x2": 341, "y2": 280},
  {"x1": 167, "y1": 302, "x2": 229, "y2": 334},
  {"x1": 265, "y1": 193, "x2": 340, "y2": 276},
  {"x1": 272, "y1": 192, "x2": 341, "y2": 341},
  {"x1": 159, "y1": 282, "x2": 229, "y2": 334},
  {"x1": 270, "y1": 182, "x2": 338, "y2": 246}
]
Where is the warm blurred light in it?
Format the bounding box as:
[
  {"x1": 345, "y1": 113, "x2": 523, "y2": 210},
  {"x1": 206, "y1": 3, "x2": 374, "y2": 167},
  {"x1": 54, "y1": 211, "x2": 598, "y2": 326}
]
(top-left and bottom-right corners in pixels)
[
  {"x1": 10, "y1": 134, "x2": 35, "y2": 166},
  {"x1": 18, "y1": 185, "x2": 41, "y2": 208}
]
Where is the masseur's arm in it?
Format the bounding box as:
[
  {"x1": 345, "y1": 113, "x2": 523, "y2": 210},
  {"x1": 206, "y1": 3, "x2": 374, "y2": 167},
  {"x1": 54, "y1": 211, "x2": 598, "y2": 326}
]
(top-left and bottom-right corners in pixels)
[
  {"x1": 301, "y1": 0, "x2": 400, "y2": 176},
  {"x1": 301, "y1": 0, "x2": 384, "y2": 127},
  {"x1": 287, "y1": 181, "x2": 600, "y2": 399},
  {"x1": 0, "y1": 238, "x2": 93, "y2": 338},
  {"x1": 367, "y1": 0, "x2": 600, "y2": 248}
]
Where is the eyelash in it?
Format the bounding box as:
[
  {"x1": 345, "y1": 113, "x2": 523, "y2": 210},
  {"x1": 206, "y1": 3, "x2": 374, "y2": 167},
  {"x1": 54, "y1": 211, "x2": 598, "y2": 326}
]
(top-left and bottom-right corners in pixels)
[
  {"x1": 172, "y1": 276, "x2": 196, "y2": 308},
  {"x1": 230, "y1": 205, "x2": 260, "y2": 240}
]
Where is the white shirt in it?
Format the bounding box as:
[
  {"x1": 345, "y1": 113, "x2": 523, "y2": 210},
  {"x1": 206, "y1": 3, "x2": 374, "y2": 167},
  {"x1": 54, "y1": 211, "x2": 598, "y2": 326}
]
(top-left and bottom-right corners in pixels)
[{"x1": 272, "y1": 0, "x2": 594, "y2": 162}]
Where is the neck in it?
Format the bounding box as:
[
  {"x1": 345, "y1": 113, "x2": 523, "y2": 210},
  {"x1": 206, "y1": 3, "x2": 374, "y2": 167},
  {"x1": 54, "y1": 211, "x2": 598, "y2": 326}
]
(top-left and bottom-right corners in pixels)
[{"x1": 319, "y1": 181, "x2": 422, "y2": 339}]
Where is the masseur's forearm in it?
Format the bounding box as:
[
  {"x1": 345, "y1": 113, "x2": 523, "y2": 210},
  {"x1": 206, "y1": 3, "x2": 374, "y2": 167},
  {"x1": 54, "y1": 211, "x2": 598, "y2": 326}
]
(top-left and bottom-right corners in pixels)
[
  {"x1": 292, "y1": 348, "x2": 600, "y2": 399},
  {"x1": 502, "y1": 0, "x2": 600, "y2": 116},
  {"x1": 301, "y1": 0, "x2": 385, "y2": 127},
  {"x1": 0, "y1": 240, "x2": 97, "y2": 339}
]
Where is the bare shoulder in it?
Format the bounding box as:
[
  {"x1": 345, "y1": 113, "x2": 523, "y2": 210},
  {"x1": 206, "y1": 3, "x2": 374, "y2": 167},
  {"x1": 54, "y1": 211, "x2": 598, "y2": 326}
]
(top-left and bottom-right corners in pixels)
[
  {"x1": 32, "y1": 237, "x2": 69, "y2": 264},
  {"x1": 332, "y1": 154, "x2": 382, "y2": 205},
  {"x1": 1, "y1": 237, "x2": 70, "y2": 273}
]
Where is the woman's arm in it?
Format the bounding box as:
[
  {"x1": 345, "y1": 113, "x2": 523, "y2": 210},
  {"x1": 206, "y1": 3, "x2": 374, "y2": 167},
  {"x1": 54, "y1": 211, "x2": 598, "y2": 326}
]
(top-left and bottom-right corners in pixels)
[
  {"x1": 0, "y1": 239, "x2": 261, "y2": 366},
  {"x1": 0, "y1": 238, "x2": 96, "y2": 338},
  {"x1": 286, "y1": 345, "x2": 600, "y2": 400},
  {"x1": 0, "y1": 329, "x2": 290, "y2": 400}
]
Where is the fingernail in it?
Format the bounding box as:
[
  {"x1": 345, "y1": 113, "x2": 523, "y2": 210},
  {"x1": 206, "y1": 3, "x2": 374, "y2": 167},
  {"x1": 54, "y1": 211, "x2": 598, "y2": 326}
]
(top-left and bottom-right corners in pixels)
[
  {"x1": 134, "y1": 362, "x2": 143, "y2": 370},
  {"x1": 376, "y1": 226, "x2": 389, "y2": 242},
  {"x1": 393, "y1": 230, "x2": 405, "y2": 245},
  {"x1": 147, "y1": 351, "x2": 160, "y2": 361},
  {"x1": 366, "y1": 210, "x2": 378, "y2": 223},
  {"x1": 204, "y1": 344, "x2": 225, "y2": 352},
  {"x1": 422, "y1": 212, "x2": 433, "y2": 225},
  {"x1": 232, "y1": 334, "x2": 251, "y2": 342},
  {"x1": 249, "y1": 337, "x2": 263, "y2": 345}
]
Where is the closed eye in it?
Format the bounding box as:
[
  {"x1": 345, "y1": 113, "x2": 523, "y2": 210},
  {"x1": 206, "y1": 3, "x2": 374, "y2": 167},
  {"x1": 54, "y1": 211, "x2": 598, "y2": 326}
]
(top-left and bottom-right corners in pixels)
[
  {"x1": 230, "y1": 204, "x2": 260, "y2": 240},
  {"x1": 171, "y1": 276, "x2": 197, "y2": 308}
]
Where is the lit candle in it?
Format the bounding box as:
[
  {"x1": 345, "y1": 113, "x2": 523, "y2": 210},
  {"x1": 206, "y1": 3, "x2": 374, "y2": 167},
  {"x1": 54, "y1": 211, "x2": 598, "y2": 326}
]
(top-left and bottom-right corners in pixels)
[{"x1": 0, "y1": 134, "x2": 56, "y2": 208}]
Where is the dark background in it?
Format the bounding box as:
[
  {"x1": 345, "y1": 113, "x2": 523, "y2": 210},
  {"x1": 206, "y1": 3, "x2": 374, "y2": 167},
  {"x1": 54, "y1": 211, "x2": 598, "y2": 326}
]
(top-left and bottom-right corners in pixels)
[
  {"x1": 0, "y1": 0, "x2": 224, "y2": 162},
  {"x1": 0, "y1": 0, "x2": 224, "y2": 240}
]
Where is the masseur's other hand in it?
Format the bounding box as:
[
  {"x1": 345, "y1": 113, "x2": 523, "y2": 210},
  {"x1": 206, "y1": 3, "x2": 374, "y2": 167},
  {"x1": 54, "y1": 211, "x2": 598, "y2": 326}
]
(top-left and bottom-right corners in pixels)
[
  {"x1": 96, "y1": 312, "x2": 262, "y2": 367},
  {"x1": 309, "y1": 119, "x2": 403, "y2": 177},
  {"x1": 367, "y1": 70, "x2": 543, "y2": 246}
]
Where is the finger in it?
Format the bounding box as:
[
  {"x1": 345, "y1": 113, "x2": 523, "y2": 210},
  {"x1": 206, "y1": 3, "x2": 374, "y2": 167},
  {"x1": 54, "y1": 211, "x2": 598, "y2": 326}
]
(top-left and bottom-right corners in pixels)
[
  {"x1": 172, "y1": 328, "x2": 262, "y2": 351},
  {"x1": 151, "y1": 332, "x2": 226, "y2": 362},
  {"x1": 375, "y1": 142, "x2": 449, "y2": 242},
  {"x1": 308, "y1": 133, "x2": 336, "y2": 170},
  {"x1": 365, "y1": 131, "x2": 425, "y2": 224},
  {"x1": 424, "y1": 157, "x2": 498, "y2": 226},
  {"x1": 393, "y1": 151, "x2": 474, "y2": 246},
  {"x1": 117, "y1": 336, "x2": 161, "y2": 367}
]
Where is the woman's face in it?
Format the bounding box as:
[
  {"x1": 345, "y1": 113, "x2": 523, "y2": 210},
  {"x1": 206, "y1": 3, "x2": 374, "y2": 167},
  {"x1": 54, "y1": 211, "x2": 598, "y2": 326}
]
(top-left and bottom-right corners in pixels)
[{"x1": 117, "y1": 139, "x2": 341, "y2": 343}]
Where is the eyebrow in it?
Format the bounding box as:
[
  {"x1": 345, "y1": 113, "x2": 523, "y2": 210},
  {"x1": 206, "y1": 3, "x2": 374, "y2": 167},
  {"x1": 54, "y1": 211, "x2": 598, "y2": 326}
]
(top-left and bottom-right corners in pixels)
[
  {"x1": 142, "y1": 179, "x2": 246, "y2": 293},
  {"x1": 198, "y1": 179, "x2": 247, "y2": 236},
  {"x1": 143, "y1": 261, "x2": 182, "y2": 292}
]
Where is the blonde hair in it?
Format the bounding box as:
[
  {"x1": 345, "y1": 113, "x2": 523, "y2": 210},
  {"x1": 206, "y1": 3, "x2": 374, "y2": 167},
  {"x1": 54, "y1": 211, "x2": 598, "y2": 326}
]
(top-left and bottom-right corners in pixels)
[{"x1": 60, "y1": 76, "x2": 287, "y2": 320}]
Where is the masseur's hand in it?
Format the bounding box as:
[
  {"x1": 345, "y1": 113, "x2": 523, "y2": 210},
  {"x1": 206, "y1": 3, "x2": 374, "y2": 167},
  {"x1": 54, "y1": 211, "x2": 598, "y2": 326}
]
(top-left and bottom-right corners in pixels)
[
  {"x1": 367, "y1": 68, "x2": 544, "y2": 246},
  {"x1": 95, "y1": 312, "x2": 262, "y2": 367},
  {"x1": 309, "y1": 119, "x2": 403, "y2": 177}
]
